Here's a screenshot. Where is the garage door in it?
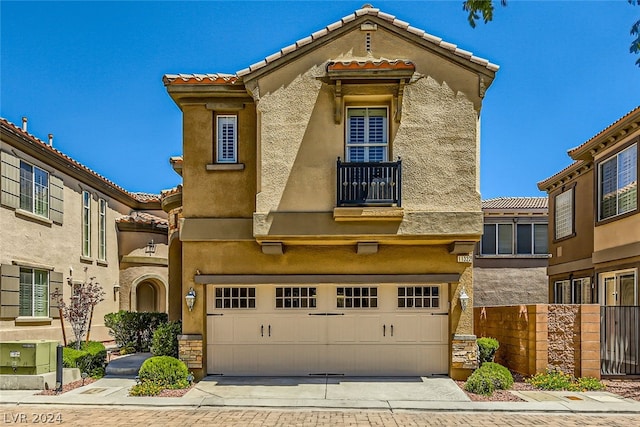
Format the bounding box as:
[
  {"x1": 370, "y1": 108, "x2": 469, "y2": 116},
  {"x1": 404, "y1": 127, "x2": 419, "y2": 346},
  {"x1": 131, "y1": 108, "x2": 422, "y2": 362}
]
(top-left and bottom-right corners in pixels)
[{"x1": 206, "y1": 284, "x2": 449, "y2": 376}]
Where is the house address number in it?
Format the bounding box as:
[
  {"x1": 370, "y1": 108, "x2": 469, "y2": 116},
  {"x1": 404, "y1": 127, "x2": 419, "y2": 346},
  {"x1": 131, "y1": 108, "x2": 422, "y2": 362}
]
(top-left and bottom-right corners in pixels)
[{"x1": 457, "y1": 255, "x2": 473, "y2": 263}]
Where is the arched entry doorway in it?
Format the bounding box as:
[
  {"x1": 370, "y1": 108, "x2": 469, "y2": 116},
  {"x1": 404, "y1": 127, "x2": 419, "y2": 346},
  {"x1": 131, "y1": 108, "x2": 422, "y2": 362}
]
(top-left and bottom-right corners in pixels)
[
  {"x1": 136, "y1": 281, "x2": 158, "y2": 312},
  {"x1": 130, "y1": 275, "x2": 168, "y2": 313}
]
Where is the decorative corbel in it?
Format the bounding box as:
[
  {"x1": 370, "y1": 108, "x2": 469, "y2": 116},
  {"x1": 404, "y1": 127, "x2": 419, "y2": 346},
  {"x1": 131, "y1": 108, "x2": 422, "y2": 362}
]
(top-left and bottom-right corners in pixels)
[
  {"x1": 394, "y1": 79, "x2": 406, "y2": 123},
  {"x1": 479, "y1": 75, "x2": 486, "y2": 99},
  {"x1": 334, "y1": 80, "x2": 343, "y2": 124}
]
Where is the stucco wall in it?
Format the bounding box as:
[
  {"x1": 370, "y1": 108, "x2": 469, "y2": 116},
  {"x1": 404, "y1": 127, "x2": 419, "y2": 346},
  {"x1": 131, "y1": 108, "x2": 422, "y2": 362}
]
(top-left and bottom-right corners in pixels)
[
  {"x1": 473, "y1": 267, "x2": 548, "y2": 306},
  {"x1": 0, "y1": 144, "x2": 130, "y2": 343},
  {"x1": 250, "y1": 25, "x2": 481, "y2": 226}
]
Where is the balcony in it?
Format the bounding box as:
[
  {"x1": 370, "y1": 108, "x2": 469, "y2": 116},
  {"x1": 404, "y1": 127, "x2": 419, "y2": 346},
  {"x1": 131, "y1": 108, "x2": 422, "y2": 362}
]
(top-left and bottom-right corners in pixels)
[{"x1": 336, "y1": 158, "x2": 402, "y2": 207}]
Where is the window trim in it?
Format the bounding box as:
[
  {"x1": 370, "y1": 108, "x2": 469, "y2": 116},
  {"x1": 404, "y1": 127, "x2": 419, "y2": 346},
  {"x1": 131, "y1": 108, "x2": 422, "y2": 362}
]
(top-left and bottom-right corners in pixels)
[
  {"x1": 19, "y1": 160, "x2": 49, "y2": 219},
  {"x1": 553, "y1": 186, "x2": 575, "y2": 242},
  {"x1": 82, "y1": 191, "x2": 91, "y2": 258},
  {"x1": 215, "y1": 114, "x2": 238, "y2": 164},
  {"x1": 596, "y1": 141, "x2": 638, "y2": 224}
]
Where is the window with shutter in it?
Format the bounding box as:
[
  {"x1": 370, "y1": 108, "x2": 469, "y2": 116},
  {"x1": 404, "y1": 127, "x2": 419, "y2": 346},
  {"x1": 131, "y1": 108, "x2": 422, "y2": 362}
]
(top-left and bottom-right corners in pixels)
[
  {"x1": 1, "y1": 151, "x2": 21, "y2": 208},
  {"x1": 216, "y1": 115, "x2": 237, "y2": 163},
  {"x1": 346, "y1": 107, "x2": 388, "y2": 162},
  {"x1": 19, "y1": 268, "x2": 49, "y2": 317}
]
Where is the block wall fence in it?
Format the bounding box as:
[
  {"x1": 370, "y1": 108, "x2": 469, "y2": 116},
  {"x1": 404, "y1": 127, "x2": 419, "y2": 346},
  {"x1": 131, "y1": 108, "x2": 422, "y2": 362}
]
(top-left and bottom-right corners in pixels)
[{"x1": 474, "y1": 304, "x2": 600, "y2": 379}]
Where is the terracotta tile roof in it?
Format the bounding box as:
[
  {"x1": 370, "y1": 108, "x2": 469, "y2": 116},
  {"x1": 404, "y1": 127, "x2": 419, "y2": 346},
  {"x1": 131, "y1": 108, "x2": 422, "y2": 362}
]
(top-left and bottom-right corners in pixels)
[
  {"x1": 327, "y1": 59, "x2": 415, "y2": 72},
  {"x1": 116, "y1": 211, "x2": 168, "y2": 229},
  {"x1": 161, "y1": 184, "x2": 182, "y2": 197},
  {"x1": 482, "y1": 197, "x2": 548, "y2": 210},
  {"x1": 131, "y1": 192, "x2": 161, "y2": 203},
  {"x1": 164, "y1": 6, "x2": 498, "y2": 85},
  {"x1": 537, "y1": 160, "x2": 590, "y2": 191},
  {"x1": 1, "y1": 117, "x2": 157, "y2": 205},
  {"x1": 162, "y1": 74, "x2": 239, "y2": 86},
  {"x1": 568, "y1": 106, "x2": 640, "y2": 158}
]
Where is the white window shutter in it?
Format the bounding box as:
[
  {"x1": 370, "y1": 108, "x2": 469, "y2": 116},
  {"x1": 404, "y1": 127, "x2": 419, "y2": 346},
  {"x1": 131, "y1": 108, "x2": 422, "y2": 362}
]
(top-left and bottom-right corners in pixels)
[{"x1": 1, "y1": 151, "x2": 20, "y2": 209}]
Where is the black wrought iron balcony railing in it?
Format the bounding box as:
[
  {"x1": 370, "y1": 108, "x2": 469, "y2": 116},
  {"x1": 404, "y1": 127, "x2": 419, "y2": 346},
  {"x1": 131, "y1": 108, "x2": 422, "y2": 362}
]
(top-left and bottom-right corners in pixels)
[{"x1": 336, "y1": 158, "x2": 402, "y2": 207}]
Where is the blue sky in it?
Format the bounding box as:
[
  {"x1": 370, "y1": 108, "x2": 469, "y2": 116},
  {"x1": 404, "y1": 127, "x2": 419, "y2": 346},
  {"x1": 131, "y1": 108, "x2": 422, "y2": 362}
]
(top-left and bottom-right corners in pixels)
[{"x1": 1, "y1": 1, "x2": 638, "y2": 198}]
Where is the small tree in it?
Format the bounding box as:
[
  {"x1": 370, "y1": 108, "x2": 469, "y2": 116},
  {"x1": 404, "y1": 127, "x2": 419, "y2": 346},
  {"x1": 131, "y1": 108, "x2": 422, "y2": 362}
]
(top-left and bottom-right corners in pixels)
[{"x1": 51, "y1": 272, "x2": 105, "y2": 350}]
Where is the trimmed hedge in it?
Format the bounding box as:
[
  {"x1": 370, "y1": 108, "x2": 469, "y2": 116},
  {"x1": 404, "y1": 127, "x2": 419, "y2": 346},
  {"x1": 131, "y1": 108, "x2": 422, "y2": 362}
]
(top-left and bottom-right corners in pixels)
[
  {"x1": 151, "y1": 321, "x2": 182, "y2": 358},
  {"x1": 464, "y1": 362, "x2": 514, "y2": 396},
  {"x1": 63, "y1": 341, "x2": 106, "y2": 377},
  {"x1": 104, "y1": 311, "x2": 168, "y2": 353},
  {"x1": 477, "y1": 337, "x2": 499, "y2": 365},
  {"x1": 129, "y1": 356, "x2": 191, "y2": 396}
]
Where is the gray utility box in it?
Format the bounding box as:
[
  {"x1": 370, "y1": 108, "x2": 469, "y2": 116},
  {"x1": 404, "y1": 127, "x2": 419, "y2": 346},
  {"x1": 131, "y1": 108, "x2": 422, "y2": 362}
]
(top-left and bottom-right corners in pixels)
[{"x1": 0, "y1": 340, "x2": 58, "y2": 375}]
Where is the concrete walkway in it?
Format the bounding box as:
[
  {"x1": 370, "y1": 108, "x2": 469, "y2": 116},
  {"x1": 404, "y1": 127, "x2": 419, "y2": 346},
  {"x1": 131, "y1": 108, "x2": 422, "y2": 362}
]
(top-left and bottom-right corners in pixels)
[{"x1": 1, "y1": 375, "x2": 639, "y2": 414}]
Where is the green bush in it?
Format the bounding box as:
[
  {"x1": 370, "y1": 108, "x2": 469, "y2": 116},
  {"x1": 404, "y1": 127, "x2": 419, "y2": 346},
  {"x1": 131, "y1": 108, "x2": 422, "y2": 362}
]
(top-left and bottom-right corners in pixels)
[
  {"x1": 63, "y1": 341, "x2": 106, "y2": 378},
  {"x1": 477, "y1": 337, "x2": 499, "y2": 365},
  {"x1": 138, "y1": 356, "x2": 190, "y2": 389},
  {"x1": 104, "y1": 311, "x2": 168, "y2": 352},
  {"x1": 464, "y1": 362, "x2": 514, "y2": 396},
  {"x1": 151, "y1": 321, "x2": 182, "y2": 358},
  {"x1": 526, "y1": 368, "x2": 605, "y2": 391}
]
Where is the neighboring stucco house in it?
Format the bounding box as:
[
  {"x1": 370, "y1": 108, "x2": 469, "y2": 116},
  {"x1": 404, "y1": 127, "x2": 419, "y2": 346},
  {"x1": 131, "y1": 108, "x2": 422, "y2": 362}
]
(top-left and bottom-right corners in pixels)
[
  {"x1": 0, "y1": 117, "x2": 168, "y2": 343},
  {"x1": 538, "y1": 106, "x2": 639, "y2": 305},
  {"x1": 163, "y1": 5, "x2": 498, "y2": 380},
  {"x1": 474, "y1": 197, "x2": 549, "y2": 306}
]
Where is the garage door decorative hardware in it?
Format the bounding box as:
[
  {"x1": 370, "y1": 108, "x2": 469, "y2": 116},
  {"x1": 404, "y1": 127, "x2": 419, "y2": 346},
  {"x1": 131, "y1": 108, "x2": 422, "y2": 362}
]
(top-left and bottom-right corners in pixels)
[{"x1": 308, "y1": 312, "x2": 345, "y2": 316}]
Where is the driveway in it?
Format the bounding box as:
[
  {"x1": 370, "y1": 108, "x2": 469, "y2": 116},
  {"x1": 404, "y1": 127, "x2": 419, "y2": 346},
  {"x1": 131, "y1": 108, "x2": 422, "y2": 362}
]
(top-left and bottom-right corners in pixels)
[{"x1": 184, "y1": 376, "x2": 469, "y2": 408}]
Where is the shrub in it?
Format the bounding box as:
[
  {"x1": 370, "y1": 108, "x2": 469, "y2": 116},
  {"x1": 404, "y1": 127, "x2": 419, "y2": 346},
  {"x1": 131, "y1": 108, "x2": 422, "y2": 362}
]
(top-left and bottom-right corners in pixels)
[
  {"x1": 151, "y1": 321, "x2": 182, "y2": 358},
  {"x1": 63, "y1": 341, "x2": 106, "y2": 378},
  {"x1": 526, "y1": 368, "x2": 605, "y2": 391},
  {"x1": 137, "y1": 356, "x2": 190, "y2": 389},
  {"x1": 464, "y1": 362, "x2": 514, "y2": 396},
  {"x1": 104, "y1": 311, "x2": 168, "y2": 352},
  {"x1": 477, "y1": 337, "x2": 499, "y2": 365},
  {"x1": 129, "y1": 382, "x2": 163, "y2": 397}
]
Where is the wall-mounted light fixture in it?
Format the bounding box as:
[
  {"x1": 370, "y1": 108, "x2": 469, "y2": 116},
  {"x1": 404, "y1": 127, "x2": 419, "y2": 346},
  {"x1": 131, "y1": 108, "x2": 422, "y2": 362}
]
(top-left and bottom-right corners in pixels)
[
  {"x1": 459, "y1": 287, "x2": 470, "y2": 311},
  {"x1": 113, "y1": 283, "x2": 120, "y2": 301},
  {"x1": 185, "y1": 287, "x2": 196, "y2": 312},
  {"x1": 145, "y1": 239, "x2": 156, "y2": 255}
]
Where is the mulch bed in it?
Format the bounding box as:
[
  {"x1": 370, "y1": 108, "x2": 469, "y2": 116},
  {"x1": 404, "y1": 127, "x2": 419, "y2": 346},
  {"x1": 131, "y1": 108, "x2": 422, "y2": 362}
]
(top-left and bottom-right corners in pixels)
[
  {"x1": 456, "y1": 371, "x2": 640, "y2": 402},
  {"x1": 36, "y1": 378, "x2": 98, "y2": 395}
]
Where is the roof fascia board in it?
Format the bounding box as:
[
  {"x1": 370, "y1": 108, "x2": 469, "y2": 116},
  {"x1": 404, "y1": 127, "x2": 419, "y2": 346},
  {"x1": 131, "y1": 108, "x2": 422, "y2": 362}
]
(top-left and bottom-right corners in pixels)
[
  {"x1": 1, "y1": 125, "x2": 158, "y2": 209},
  {"x1": 537, "y1": 161, "x2": 592, "y2": 193},
  {"x1": 166, "y1": 85, "x2": 252, "y2": 105}
]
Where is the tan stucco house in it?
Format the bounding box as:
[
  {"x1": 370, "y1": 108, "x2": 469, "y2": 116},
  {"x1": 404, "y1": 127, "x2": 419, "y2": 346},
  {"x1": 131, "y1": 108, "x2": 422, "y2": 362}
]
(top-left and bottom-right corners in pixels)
[
  {"x1": 163, "y1": 5, "x2": 498, "y2": 380},
  {"x1": 538, "y1": 106, "x2": 639, "y2": 306},
  {"x1": 0, "y1": 118, "x2": 168, "y2": 343},
  {"x1": 474, "y1": 197, "x2": 549, "y2": 306}
]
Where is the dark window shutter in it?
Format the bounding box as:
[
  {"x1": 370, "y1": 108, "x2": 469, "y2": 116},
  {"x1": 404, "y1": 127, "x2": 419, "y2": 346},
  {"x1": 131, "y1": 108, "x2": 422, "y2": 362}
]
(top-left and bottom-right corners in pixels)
[
  {"x1": 49, "y1": 271, "x2": 63, "y2": 318},
  {"x1": 1, "y1": 151, "x2": 20, "y2": 209},
  {"x1": 0, "y1": 264, "x2": 20, "y2": 318},
  {"x1": 49, "y1": 175, "x2": 64, "y2": 224}
]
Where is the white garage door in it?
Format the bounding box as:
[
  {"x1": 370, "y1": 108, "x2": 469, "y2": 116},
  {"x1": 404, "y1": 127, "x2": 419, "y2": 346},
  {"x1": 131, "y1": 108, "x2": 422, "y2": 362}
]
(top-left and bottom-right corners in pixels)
[{"x1": 206, "y1": 284, "x2": 449, "y2": 376}]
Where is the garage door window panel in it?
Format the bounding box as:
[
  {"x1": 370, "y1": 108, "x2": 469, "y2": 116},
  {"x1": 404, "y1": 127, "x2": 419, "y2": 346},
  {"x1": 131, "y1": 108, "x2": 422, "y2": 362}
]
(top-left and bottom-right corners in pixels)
[
  {"x1": 398, "y1": 286, "x2": 440, "y2": 308},
  {"x1": 336, "y1": 287, "x2": 377, "y2": 308},
  {"x1": 215, "y1": 287, "x2": 256, "y2": 309},
  {"x1": 275, "y1": 287, "x2": 317, "y2": 309}
]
